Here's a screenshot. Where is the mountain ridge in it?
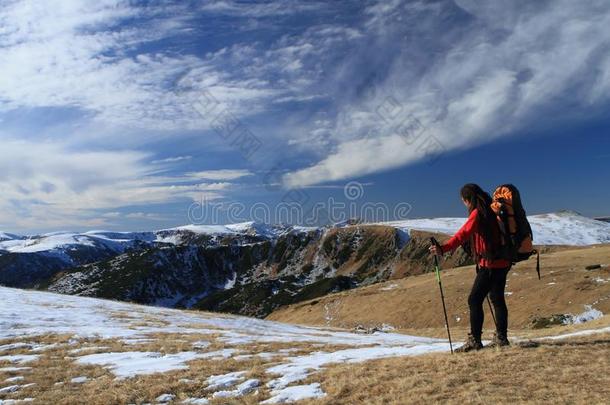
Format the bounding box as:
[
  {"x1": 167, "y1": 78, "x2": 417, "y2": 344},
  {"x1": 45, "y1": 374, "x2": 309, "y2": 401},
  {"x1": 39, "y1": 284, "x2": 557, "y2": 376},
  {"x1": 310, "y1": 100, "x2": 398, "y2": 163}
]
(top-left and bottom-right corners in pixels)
[
  {"x1": 1, "y1": 211, "x2": 609, "y2": 319},
  {"x1": 2, "y1": 211, "x2": 609, "y2": 250}
]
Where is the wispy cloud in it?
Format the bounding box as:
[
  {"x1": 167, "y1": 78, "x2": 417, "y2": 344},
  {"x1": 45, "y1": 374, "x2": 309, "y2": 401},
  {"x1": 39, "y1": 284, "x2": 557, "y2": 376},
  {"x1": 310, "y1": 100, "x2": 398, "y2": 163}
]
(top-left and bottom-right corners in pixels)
[
  {"x1": 0, "y1": 139, "x2": 240, "y2": 230},
  {"x1": 186, "y1": 170, "x2": 254, "y2": 181},
  {"x1": 151, "y1": 156, "x2": 193, "y2": 164},
  {"x1": 2, "y1": 0, "x2": 609, "y2": 230},
  {"x1": 283, "y1": 0, "x2": 610, "y2": 186},
  {"x1": 0, "y1": 0, "x2": 284, "y2": 131},
  {"x1": 198, "y1": 0, "x2": 327, "y2": 17}
]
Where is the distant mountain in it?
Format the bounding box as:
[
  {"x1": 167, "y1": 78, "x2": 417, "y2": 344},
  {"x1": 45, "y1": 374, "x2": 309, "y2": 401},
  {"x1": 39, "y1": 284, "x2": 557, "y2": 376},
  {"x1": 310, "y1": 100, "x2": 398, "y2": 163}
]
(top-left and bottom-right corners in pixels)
[
  {"x1": 1, "y1": 212, "x2": 609, "y2": 317},
  {"x1": 0, "y1": 232, "x2": 20, "y2": 242},
  {"x1": 0, "y1": 231, "x2": 156, "y2": 288},
  {"x1": 46, "y1": 226, "x2": 470, "y2": 317},
  {"x1": 381, "y1": 211, "x2": 610, "y2": 246}
]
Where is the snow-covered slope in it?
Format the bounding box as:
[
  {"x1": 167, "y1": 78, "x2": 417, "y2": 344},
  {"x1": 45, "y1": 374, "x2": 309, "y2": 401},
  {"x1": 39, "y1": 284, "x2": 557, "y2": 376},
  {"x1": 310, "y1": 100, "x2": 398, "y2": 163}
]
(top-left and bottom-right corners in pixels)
[
  {"x1": 162, "y1": 221, "x2": 315, "y2": 241},
  {"x1": 0, "y1": 230, "x2": 159, "y2": 255},
  {"x1": 1, "y1": 212, "x2": 607, "y2": 255},
  {"x1": 0, "y1": 286, "x2": 449, "y2": 403},
  {"x1": 383, "y1": 211, "x2": 610, "y2": 246},
  {"x1": 0, "y1": 222, "x2": 312, "y2": 254},
  {"x1": 527, "y1": 212, "x2": 610, "y2": 245},
  {"x1": 0, "y1": 232, "x2": 20, "y2": 242}
]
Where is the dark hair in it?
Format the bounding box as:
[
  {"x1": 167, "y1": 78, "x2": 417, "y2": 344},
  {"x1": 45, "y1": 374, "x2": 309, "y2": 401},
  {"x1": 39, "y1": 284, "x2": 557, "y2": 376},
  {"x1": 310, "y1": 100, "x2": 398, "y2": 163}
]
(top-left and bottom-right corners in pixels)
[{"x1": 460, "y1": 183, "x2": 498, "y2": 256}]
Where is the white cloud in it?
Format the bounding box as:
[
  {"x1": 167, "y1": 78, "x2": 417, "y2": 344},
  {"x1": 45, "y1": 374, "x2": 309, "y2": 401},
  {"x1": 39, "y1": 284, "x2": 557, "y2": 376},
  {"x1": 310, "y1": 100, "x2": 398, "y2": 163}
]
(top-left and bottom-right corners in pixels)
[
  {"x1": 198, "y1": 0, "x2": 327, "y2": 17},
  {"x1": 0, "y1": 139, "x2": 237, "y2": 231},
  {"x1": 151, "y1": 156, "x2": 193, "y2": 164},
  {"x1": 283, "y1": 0, "x2": 610, "y2": 187},
  {"x1": 2, "y1": 0, "x2": 609, "y2": 228},
  {"x1": 186, "y1": 170, "x2": 254, "y2": 181},
  {"x1": 0, "y1": 0, "x2": 284, "y2": 131}
]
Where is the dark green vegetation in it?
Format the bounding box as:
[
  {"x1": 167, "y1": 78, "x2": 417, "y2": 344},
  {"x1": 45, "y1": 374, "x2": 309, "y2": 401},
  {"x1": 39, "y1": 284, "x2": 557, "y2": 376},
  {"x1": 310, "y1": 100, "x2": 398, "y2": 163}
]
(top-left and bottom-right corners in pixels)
[
  {"x1": 193, "y1": 275, "x2": 355, "y2": 317},
  {"x1": 3, "y1": 225, "x2": 471, "y2": 318}
]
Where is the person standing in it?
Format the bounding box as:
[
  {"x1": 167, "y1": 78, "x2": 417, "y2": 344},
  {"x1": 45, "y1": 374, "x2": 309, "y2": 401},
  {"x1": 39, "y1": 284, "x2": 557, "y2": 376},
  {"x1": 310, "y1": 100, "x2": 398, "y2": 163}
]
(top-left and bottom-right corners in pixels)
[{"x1": 429, "y1": 184, "x2": 511, "y2": 352}]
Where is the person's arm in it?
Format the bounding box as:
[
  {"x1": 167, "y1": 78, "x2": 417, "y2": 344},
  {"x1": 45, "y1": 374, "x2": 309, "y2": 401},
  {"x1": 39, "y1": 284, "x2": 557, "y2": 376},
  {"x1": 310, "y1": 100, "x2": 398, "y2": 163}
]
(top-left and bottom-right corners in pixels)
[{"x1": 441, "y1": 209, "x2": 478, "y2": 254}]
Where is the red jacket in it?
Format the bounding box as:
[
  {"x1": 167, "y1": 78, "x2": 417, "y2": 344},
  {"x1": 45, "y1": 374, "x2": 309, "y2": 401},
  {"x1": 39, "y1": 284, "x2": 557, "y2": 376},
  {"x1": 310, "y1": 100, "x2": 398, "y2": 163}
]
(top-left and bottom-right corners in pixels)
[{"x1": 441, "y1": 209, "x2": 510, "y2": 269}]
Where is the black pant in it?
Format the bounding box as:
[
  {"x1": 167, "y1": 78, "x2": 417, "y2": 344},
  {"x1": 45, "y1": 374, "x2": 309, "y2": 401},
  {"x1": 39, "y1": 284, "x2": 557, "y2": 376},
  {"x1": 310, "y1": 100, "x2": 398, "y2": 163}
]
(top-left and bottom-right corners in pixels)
[{"x1": 468, "y1": 266, "x2": 510, "y2": 339}]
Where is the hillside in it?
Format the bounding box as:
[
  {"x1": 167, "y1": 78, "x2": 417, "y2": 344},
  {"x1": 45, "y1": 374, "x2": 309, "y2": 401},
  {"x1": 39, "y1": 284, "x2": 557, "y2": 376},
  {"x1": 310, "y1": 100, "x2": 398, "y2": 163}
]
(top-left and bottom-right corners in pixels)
[
  {"x1": 1, "y1": 285, "x2": 609, "y2": 404},
  {"x1": 1, "y1": 212, "x2": 609, "y2": 319},
  {"x1": 268, "y1": 244, "x2": 610, "y2": 337},
  {"x1": 13, "y1": 226, "x2": 473, "y2": 317},
  {"x1": 0, "y1": 286, "x2": 451, "y2": 404}
]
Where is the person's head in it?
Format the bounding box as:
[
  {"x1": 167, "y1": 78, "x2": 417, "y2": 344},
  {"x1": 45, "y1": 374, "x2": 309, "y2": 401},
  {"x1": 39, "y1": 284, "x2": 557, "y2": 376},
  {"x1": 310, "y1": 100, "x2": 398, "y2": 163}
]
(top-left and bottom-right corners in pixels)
[
  {"x1": 459, "y1": 183, "x2": 498, "y2": 252},
  {"x1": 460, "y1": 183, "x2": 492, "y2": 214}
]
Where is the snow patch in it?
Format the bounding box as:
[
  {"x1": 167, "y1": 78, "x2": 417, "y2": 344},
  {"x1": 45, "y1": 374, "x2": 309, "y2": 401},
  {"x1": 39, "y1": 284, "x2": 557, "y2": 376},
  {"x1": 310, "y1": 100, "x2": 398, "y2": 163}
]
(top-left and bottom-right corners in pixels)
[
  {"x1": 262, "y1": 383, "x2": 326, "y2": 404},
  {"x1": 541, "y1": 326, "x2": 610, "y2": 341},
  {"x1": 0, "y1": 384, "x2": 34, "y2": 394},
  {"x1": 0, "y1": 367, "x2": 31, "y2": 372},
  {"x1": 565, "y1": 305, "x2": 604, "y2": 324},
  {"x1": 181, "y1": 398, "x2": 209, "y2": 404},
  {"x1": 234, "y1": 352, "x2": 284, "y2": 361},
  {"x1": 191, "y1": 340, "x2": 210, "y2": 349},
  {"x1": 155, "y1": 393, "x2": 176, "y2": 403},
  {"x1": 0, "y1": 399, "x2": 34, "y2": 405},
  {"x1": 0, "y1": 355, "x2": 39, "y2": 365},
  {"x1": 206, "y1": 371, "x2": 246, "y2": 390},
  {"x1": 0, "y1": 343, "x2": 33, "y2": 353},
  {"x1": 265, "y1": 344, "x2": 450, "y2": 391},
  {"x1": 199, "y1": 348, "x2": 238, "y2": 360},
  {"x1": 76, "y1": 351, "x2": 206, "y2": 379},
  {"x1": 68, "y1": 346, "x2": 110, "y2": 354},
  {"x1": 211, "y1": 378, "x2": 260, "y2": 398},
  {"x1": 0, "y1": 385, "x2": 21, "y2": 394}
]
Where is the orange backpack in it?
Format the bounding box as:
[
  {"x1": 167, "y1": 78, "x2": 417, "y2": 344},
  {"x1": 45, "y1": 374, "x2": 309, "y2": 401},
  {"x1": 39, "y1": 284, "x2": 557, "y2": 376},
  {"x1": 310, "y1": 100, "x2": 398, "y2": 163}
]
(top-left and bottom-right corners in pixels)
[{"x1": 491, "y1": 184, "x2": 540, "y2": 279}]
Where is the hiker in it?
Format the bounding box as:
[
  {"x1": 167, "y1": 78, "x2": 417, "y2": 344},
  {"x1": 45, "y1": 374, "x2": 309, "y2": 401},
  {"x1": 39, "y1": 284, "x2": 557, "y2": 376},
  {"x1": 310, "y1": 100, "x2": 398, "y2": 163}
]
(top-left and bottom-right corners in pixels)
[{"x1": 428, "y1": 183, "x2": 511, "y2": 352}]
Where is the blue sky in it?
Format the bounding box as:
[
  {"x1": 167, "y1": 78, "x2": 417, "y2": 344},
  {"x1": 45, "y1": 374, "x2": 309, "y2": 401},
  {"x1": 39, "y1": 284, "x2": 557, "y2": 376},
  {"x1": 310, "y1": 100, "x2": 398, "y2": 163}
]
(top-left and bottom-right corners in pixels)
[{"x1": 0, "y1": 0, "x2": 609, "y2": 233}]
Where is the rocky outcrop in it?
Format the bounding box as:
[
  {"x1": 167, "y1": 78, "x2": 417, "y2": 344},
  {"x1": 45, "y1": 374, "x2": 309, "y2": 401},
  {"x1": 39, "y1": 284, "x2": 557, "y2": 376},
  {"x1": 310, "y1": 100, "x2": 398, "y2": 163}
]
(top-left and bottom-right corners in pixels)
[{"x1": 9, "y1": 224, "x2": 470, "y2": 318}]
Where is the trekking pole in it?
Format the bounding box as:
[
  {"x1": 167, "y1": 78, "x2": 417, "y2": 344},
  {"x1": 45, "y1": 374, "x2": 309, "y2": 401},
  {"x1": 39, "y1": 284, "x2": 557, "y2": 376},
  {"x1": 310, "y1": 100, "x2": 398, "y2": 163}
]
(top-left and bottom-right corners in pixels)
[
  {"x1": 430, "y1": 237, "x2": 453, "y2": 354},
  {"x1": 486, "y1": 296, "x2": 497, "y2": 329}
]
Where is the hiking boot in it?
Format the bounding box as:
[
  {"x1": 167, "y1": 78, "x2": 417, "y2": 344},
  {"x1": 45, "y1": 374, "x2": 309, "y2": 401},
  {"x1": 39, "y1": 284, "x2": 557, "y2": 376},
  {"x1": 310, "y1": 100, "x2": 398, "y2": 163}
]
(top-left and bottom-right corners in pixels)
[
  {"x1": 455, "y1": 334, "x2": 483, "y2": 353},
  {"x1": 486, "y1": 332, "x2": 510, "y2": 348}
]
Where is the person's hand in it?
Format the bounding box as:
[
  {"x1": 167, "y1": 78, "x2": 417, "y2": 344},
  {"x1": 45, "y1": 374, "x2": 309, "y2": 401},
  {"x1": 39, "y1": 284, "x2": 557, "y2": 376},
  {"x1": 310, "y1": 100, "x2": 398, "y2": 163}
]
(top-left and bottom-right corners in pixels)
[{"x1": 429, "y1": 245, "x2": 441, "y2": 256}]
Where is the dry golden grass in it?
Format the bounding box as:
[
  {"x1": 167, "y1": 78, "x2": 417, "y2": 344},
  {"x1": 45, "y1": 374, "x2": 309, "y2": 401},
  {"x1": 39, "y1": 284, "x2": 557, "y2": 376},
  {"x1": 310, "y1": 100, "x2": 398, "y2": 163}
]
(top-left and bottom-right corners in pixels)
[
  {"x1": 301, "y1": 333, "x2": 610, "y2": 405},
  {"x1": 0, "y1": 333, "x2": 263, "y2": 404},
  {"x1": 0, "y1": 328, "x2": 359, "y2": 404},
  {"x1": 3, "y1": 329, "x2": 610, "y2": 404},
  {"x1": 267, "y1": 245, "x2": 610, "y2": 337},
  {"x1": 2, "y1": 245, "x2": 609, "y2": 404}
]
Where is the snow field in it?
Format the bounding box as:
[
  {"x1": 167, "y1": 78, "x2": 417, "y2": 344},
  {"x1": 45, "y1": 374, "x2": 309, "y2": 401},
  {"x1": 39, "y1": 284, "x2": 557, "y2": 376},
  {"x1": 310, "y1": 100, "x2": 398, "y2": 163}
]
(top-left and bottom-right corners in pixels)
[{"x1": 0, "y1": 287, "x2": 447, "y2": 403}]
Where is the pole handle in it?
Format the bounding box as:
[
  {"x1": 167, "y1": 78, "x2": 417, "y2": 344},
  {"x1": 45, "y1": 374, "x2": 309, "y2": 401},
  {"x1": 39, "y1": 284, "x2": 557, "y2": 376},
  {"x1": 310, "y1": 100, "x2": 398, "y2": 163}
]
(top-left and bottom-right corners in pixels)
[
  {"x1": 430, "y1": 237, "x2": 442, "y2": 282},
  {"x1": 430, "y1": 237, "x2": 442, "y2": 264}
]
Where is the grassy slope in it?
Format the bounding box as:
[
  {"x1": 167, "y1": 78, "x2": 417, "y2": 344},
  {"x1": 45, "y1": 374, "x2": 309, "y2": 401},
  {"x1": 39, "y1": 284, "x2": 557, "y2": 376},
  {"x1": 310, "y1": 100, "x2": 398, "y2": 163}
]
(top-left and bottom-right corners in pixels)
[
  {"x1": 280, "y1": 244, "x2": 610, "y2": 404},
  {"x1": 305, "y1": 332, "x2": 610, "y2": 404},
  {"x1": 267, "y1": 245, "x2": 610, "y2": 338},
  {"x1": 2, "y1": 245, "x2": 609, "y2": 404}
]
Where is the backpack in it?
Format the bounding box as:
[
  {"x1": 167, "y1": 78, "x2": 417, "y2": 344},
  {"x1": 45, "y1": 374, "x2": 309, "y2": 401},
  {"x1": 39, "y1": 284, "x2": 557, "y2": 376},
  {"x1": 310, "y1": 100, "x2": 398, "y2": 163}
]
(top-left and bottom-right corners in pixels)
[{"x1": 491, "y1": 184, "x2": 540, "y2": 279}]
